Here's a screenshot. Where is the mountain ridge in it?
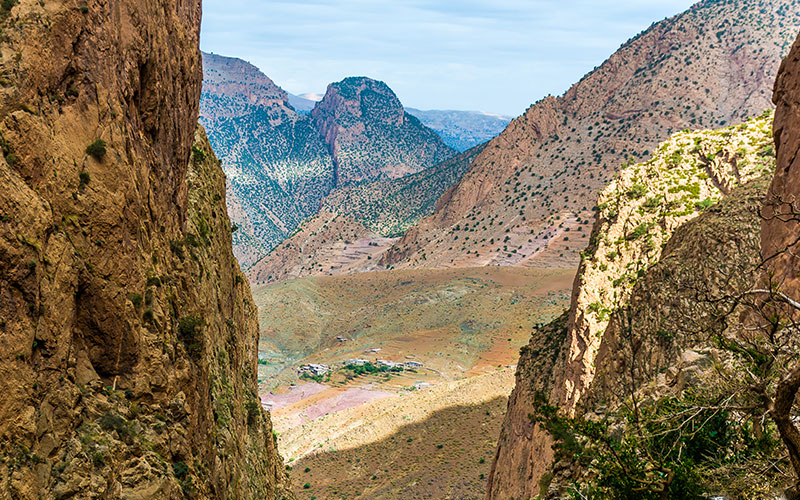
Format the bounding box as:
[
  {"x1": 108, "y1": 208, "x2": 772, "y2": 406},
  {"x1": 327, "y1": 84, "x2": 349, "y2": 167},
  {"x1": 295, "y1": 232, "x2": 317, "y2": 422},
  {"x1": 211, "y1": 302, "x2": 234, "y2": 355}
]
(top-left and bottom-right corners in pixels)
[{"x1": 199, "y1": 57, "x2": 458, "y2": 268}]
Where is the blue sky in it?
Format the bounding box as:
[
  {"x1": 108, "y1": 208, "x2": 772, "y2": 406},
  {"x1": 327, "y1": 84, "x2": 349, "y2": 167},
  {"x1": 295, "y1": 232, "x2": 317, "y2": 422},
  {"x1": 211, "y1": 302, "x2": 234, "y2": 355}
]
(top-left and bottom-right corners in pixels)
[{"x1": 200, "y1": 0, "x2": 697, "y2": 116}]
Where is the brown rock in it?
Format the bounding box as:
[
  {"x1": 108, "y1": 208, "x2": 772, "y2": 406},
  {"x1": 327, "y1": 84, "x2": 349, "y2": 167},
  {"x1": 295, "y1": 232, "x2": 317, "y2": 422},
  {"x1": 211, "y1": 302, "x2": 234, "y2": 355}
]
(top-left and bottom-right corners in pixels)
[{"x1": 0, "y1": 1, "x2": 291, "y2": 499}]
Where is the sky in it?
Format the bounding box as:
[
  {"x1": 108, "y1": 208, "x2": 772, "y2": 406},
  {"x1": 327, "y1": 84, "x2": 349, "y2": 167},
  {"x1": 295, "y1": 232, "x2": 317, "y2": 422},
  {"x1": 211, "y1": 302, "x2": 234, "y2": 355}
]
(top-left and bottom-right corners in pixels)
[{"x1": 200, "y1": 0, "x2": 697, "y2": 116}]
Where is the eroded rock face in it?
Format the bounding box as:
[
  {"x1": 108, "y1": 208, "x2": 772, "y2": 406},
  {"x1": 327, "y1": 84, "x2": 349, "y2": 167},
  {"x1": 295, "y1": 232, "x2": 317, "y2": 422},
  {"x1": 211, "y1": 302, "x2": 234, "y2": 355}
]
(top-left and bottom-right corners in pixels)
[
  {"x1": 0, "y1": 1, "x2": 290, "y2": 498},
  {"x1": 765, "y1": 33, "x2": 800, "y2": 295},
  {"x1": 311, "y1": 76, "x2": 455, "y2": 186},
  {"x1": 487, "y1": 112, "x2": 776, "y2": 499}
]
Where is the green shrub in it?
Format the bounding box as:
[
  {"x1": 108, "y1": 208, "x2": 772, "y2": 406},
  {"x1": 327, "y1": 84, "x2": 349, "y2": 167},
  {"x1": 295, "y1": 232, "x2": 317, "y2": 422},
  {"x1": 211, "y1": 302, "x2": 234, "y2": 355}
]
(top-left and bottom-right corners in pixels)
[
  {"x1": 178, "y1": 316, "x2": 204, "y2": 358},
  {"x1": 191, "y1": 145, "x2": 206, "y2": 163},
  {"x1": 85, "y1": 139, "x2": 106, "y2": 159},
  {"x1": 626, "y1": 184, "x2": 647, "y2": 199},
  {"x1": 127, "y1": 293, "x2": 142, "y2": 308},
  {"x1": 98, "y1": 412, "x2": 134, "y2": 441},
  {"x1": 79, "y1": 171, "x2": 90, "y2": 186}
]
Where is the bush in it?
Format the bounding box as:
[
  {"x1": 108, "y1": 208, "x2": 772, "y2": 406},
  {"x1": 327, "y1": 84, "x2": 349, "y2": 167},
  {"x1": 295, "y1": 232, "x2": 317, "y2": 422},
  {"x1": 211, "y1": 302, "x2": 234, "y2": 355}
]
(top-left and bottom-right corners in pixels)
[
  {"x1": 79, "y1": 171, "x2": 90, "y2": 186},
  {"x1": 191, "y1": 145, "x2": 206, "y2": 163},
  {"x1": 626, "y1": 183, "x2": 647, "y2": 199},
  {"x1": 127, "y1": 293, "x2": 142, "y2": 308},
  {"x1": 98, "y1": 412, "x2": 134, "y2": 441},
  {"x1": 85, "y1": 139, "x2": 106, "y2": 159},
  {"x1": 178, "y1": 316, "x2": 204, "y2": 358}
]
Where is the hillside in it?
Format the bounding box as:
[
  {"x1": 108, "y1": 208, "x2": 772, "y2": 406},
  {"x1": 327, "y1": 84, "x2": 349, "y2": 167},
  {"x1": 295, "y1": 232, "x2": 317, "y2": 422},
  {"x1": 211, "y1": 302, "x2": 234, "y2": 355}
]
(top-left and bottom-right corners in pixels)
[
  {"x1": 284, "y1": 370, "x2": 514, "y2": 500},
  {"x1": 251, "y1": 266, "x2": 573, "y2": 387},
  {"x1": 489, "y1": 112, "x2": 777, "y2": 498},
  {"x1": 312, "y1": 77, "x2": 455, "y2": 185},
  {"x1": 247, "y1": 145, "x2": 484, "y2": 285},
  {"x1": 200, "y1": 52, "x2": 335, "y2": 267},
  {"x1": 200, "y1": 61, "x2": 458, "y2": 268},
  {"x1": 377, "y1": 0, "x2": 800, "y2": 273},
  {"x1": 406, "y1": 108, "x2": 512, "y2": 151},
  {"x1": 0, "y1": 3, "x2": 290, "y2": 498},
  {"x1": 248, "y1": 267, "x2": 572, "y2": 498}
]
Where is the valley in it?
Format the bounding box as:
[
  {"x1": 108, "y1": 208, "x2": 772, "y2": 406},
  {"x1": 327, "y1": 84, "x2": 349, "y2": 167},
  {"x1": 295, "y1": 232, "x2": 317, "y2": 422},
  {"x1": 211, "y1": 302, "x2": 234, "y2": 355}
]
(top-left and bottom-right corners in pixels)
[
  {"x1": 7, "y1": 0, "x2": 800, "y2": 498},
  {"x1": 249, "y1": 266, "x2": 572, "y2": 496}
]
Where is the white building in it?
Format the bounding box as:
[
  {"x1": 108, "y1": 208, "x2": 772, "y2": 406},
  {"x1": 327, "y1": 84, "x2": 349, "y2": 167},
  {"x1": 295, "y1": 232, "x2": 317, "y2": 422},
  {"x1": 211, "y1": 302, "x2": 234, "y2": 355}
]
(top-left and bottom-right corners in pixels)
[{"x1": 298, "y1": 363, "x2": 330, "y2": 377}]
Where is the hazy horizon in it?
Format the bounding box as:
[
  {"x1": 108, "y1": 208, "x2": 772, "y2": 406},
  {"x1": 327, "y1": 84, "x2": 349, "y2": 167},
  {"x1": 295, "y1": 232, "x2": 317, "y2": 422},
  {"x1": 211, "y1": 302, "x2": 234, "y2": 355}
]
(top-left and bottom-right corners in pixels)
[{"x1": 200, "y1": 0, "x2": 697, "y2": 116}]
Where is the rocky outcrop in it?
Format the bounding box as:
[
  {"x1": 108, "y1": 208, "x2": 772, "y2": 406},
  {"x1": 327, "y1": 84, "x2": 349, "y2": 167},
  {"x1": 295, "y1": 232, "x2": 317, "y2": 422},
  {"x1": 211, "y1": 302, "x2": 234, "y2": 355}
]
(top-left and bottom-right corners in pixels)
[
  {"x1": 764, "y1": 32, "x2": 800, "y2": 295},
  {"x1": 488, "y1": 113, "x2": 776, "y2": 499},
  {"x1": 557, "y1": 113, "x2": 775, "y2": 414},
  {"x1": 0, "y1": 1, "x2": 290, "y2": 498},
  {"x1": 312, "y1": 77, "x2": 455, "y2": 186},
  {"x1": 382, "y1": 0, "x2": 800, "y2": 272}
]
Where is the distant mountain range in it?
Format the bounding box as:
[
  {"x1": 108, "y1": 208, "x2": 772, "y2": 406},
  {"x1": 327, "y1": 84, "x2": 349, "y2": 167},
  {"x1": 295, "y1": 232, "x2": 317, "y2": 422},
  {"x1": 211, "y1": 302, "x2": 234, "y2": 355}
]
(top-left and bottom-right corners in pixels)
[
  {"x1": 287, "y1": 92, "x2": 320, "y2": 113},
  {"x1": 405, "y1": 108, "x2": 511, "y2": 151}
]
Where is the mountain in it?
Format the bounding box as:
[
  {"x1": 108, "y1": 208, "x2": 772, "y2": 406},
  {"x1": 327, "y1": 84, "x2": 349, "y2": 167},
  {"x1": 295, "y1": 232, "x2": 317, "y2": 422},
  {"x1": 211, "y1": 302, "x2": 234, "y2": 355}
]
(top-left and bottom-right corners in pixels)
[
  {"x1": 311, "y1": 77, "x2": 456, "y2": 185},
  {"x1": 287, "y1": 92, "x2": 319, "y2": 113},
  {"x1": 488, "y1": 110, "x2": 776, "y2": 499},
  {"x1": 376, "y1": 0, "x2": 800, "y2": 274},
  {"x1": 199, "y1": 61, "x2": 456, "y2": 268},
  {"x1": 0, "y1": 3, "x2": 290, "y2": 499},
  {"x1": 406, "y1": 108, "x2": 512, "y2": 151},
  {"x1": 246, "y1": 145, "x2": 483, "y2": 285},
  {"x1": 200, "y1": 52, "x2": 335, "y2": 268}
]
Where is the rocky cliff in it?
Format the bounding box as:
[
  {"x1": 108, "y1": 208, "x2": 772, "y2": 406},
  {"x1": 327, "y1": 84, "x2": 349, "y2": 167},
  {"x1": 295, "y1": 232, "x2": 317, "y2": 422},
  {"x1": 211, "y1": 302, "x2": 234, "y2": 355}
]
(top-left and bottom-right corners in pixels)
[
  {"x1": 312, "y1": 77, "x2": 455, "y2": 186},
  {"x1": 381, "y1": 0, "x2": 800, "y2": 272},
  {"x1": 488, "y1": 112, "x2": 777, "y2": 499},
  {"x1": 765, "y1": 30, "x2": 800, "y2": 298},
  {"x1": 0, "y1": 1, "x2": 290, "y2": 498}
]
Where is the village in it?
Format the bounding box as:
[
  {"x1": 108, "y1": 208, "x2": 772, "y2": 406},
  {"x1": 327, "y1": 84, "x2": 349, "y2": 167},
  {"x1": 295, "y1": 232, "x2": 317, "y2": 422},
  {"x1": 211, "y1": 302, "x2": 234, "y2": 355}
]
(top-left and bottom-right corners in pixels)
[{"x1": 297, "y1": 357, "x2": 425, "y2": 378}]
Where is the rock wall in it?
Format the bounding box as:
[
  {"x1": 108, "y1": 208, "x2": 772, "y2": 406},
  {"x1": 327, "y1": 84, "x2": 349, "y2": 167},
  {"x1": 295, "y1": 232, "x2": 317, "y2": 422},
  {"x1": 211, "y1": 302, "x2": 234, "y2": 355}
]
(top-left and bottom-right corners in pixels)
[
  {"x1": 0, "y1": 0, "x2": 290, "y2": 498},
  {"x1": 487, "y1": 112, "x2": 776, "y2": 499},
  {"x1": 765, "y1": 32, "x2": 800, "y2": 294}
]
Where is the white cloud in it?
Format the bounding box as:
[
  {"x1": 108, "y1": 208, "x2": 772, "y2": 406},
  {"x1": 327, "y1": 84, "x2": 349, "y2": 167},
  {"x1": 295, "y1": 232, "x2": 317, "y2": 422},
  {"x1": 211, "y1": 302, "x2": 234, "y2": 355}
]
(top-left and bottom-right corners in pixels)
[{"x1": 200, "y1": 0, "x2": 696, "y2": 115}]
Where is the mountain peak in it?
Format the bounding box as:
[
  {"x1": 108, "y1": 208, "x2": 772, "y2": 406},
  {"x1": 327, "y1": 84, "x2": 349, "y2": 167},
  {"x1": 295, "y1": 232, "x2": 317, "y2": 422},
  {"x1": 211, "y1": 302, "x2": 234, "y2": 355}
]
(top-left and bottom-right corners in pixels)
[
  {"x1": 311, "y1": 76, "x2": 454, "y2": 186},
  {"x1": 200, "y1": 51, "x2": 291, "y2": 120}
]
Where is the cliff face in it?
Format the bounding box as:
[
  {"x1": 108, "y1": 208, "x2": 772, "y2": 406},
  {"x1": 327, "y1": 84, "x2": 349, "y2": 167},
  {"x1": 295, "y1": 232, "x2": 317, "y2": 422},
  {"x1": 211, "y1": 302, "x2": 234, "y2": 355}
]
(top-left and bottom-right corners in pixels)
[
  {"x1": 765, "y1": 33, "x2": 800, "y2": 296},
  {"x1": 312, "y1": 77, "x2": 455, "y2": 186},
  {"x1": 381, "y1": 0, "x2": 800, "y2": 272},
  {"x1": 0, "y1": 2, "x2": 289, "y2": 499},
  {"x1": 488, "y1": 114, "x2": 776, "y2": 499}
]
